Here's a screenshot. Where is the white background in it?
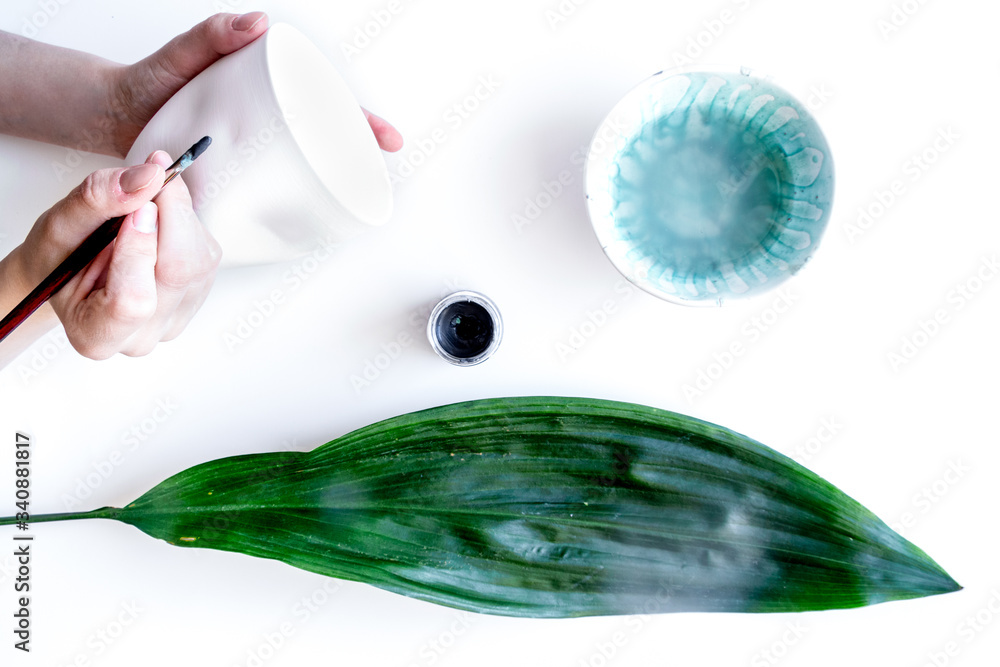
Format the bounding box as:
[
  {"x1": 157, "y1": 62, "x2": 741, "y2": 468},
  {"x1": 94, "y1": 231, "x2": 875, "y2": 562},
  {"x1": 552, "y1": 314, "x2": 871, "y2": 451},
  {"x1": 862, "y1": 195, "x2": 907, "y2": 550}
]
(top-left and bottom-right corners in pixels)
[{"x1": 1, "y1": 0, "x2": 998, "y2": 665}]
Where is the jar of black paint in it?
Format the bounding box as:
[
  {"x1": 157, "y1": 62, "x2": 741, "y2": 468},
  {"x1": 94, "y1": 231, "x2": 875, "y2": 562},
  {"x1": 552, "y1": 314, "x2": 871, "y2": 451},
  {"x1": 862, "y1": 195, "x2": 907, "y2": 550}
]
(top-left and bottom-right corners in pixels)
[{"x1": 427, "y1": 291, "x2": 503, "y2": 366}]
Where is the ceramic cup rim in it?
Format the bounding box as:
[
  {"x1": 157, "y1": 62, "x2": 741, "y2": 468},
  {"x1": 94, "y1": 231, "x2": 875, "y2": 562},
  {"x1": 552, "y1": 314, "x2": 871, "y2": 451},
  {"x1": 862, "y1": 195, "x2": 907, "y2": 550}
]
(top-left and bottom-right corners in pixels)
[{"x1": 263, "y1": 23, "x2": 393, "y2": 227}]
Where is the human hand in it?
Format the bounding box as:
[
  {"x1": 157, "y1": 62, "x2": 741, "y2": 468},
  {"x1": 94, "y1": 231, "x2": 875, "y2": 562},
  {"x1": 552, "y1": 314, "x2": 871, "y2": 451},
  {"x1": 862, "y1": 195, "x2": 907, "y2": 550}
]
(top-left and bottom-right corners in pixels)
[
  {"x1": 107, "y1": 12, "x2": 403, "y2": 156},
  {"x1": 0, "y1": 13, "x2": 402, "y2": 157},
  {"x1": 7, "y1": 151, "x2": 220, "y2": 359}
]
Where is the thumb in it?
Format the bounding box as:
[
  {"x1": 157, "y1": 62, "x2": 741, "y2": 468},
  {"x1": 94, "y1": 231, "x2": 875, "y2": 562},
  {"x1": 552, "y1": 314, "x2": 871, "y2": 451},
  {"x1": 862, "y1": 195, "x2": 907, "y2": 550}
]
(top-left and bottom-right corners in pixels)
[
  {"x1": 102, "y1": 201, "x2": 160, "y2": 314},
  {"x1": 120, "y1": 12, "x2": 268, "y2": 114}
]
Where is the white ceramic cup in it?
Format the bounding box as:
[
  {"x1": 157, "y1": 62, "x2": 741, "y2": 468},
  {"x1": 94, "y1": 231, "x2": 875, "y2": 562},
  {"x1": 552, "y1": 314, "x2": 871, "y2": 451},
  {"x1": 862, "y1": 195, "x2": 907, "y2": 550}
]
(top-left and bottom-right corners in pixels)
[{"x1": 126, "y1": 23, "x2": 393, "y2": 267}]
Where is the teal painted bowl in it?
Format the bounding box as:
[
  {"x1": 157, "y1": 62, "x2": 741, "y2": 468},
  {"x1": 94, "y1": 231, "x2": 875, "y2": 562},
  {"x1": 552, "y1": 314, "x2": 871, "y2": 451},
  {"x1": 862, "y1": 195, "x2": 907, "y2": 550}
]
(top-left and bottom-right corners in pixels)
[{"x1": 585, "y1": 69, "x2": 834, "y2": 306}]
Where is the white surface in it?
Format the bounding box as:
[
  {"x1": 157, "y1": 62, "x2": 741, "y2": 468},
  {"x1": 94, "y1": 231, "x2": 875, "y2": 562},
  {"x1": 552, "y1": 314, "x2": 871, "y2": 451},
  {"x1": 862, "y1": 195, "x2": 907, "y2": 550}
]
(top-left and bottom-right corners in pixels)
[{"x1": 0, "y1": 1, "x2": 997, "y2": 666}]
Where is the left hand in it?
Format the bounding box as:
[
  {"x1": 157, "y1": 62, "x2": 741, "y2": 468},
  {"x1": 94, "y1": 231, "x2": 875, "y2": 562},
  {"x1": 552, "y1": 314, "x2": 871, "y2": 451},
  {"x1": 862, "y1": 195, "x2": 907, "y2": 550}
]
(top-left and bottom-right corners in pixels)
[{"x1": 106, "y1": 12, "x2": 403, "y2": 156}]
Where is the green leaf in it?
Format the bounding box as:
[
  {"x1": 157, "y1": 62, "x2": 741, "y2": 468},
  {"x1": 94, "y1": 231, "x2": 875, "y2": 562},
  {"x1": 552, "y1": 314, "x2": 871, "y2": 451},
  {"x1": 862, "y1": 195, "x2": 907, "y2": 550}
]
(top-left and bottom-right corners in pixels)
[{"x1": 3, "y1": 397, "x2": 959, "y2": 617}]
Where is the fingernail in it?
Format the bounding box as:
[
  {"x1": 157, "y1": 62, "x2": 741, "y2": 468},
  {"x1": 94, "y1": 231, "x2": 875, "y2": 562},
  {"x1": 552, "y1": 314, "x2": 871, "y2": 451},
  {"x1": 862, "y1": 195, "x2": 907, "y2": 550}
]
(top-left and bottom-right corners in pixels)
[
  {"x1": 120, "y1": 163, "x2": 159, "y2": 194},
  {"x1": 232, "y1": 11, "x2": 265, "y2": 31},
  {"x1": 132, "y1": 202, "x2": 158, "y2": 234},
  {"x1": 148, "y1": 150, "x2": 172, "y2": 167}
]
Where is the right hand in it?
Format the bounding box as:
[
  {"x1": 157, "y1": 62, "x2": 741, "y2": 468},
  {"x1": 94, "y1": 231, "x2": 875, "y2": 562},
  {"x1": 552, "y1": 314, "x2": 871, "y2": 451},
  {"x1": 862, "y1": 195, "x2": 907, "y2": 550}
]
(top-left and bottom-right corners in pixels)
[{"x1": 10, "y1": 149, "x2": 221, "y2": 359}]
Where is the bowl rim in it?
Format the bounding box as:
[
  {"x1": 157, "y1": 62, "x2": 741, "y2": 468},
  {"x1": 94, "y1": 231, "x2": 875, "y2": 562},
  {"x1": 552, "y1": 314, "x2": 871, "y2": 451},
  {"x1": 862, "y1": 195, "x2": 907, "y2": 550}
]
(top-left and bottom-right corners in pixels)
[{"x1": 583, "y1": 66, "x2": 833, "y2": 307}]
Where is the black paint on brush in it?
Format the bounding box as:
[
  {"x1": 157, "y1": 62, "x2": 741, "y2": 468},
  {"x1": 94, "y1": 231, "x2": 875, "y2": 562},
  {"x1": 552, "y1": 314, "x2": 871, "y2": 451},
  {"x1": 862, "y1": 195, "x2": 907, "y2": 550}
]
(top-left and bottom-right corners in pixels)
[{"x1": 185, "y1": 135, "x2": 213, "y2": 164}]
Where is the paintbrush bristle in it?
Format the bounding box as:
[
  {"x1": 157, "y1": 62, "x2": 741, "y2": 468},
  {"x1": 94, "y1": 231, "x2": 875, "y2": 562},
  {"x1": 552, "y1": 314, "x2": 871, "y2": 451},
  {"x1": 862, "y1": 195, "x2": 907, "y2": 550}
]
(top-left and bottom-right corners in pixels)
[
  {"x1": 163, "y1": 136, "x2": 212, "y2": 186},
  {"x1": 178, "y1": 136, "x2": 212, "y2": 169},
  {"x1": 188, "y1": 135, "x2": 212, "y2": 161}
]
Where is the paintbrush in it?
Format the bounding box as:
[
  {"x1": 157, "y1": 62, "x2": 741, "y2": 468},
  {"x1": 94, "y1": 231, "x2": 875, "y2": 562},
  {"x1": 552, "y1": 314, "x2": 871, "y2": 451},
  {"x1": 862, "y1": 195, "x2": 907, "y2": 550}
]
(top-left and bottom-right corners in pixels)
[{"x1": 0, "y1": 136, "x2": 212, "y2": 345}]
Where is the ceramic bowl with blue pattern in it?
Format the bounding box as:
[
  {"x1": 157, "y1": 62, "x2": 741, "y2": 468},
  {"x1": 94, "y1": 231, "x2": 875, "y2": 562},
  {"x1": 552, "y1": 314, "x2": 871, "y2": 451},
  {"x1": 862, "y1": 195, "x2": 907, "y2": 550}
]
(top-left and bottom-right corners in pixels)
[{"x1": 585, "y1": 68, "x2": 834, "y2": 306}]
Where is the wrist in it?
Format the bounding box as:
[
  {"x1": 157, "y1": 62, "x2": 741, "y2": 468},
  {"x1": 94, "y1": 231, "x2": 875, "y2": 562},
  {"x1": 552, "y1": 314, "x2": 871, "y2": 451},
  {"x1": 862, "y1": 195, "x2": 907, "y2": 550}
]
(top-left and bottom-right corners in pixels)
[
  {"x1": 0, "y1": 245, "x2": 55, "y2": 326},
  {"x1": 83, "y1": 60, "x2": 134, "y2": 158},
  {"x1": 0, "y1": 247, "x2": 58, "y2": 369},
  {"x1": 102, "y1": 63, "x2": 144, "y2": 158},
  {"x1": 1, "y1": 244, "x2": 37, "y2": 303},
  {"x1": 0, "y1": 32, "x2": 126, "y2": 157}
]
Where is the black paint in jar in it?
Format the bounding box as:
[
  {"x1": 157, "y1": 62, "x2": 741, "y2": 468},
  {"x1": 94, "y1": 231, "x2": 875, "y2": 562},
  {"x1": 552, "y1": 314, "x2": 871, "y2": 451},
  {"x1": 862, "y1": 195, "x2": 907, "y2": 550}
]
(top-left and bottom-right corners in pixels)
[{"x1": 427, "y1": 291, "x2": 502, "y2": 366}]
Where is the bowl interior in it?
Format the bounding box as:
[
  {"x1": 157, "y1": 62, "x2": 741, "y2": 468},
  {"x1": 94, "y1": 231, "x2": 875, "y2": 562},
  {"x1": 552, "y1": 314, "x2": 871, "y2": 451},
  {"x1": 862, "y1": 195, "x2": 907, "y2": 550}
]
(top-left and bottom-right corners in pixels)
[{"x1": 585, "y1": 70, "x2": 834, "y2": 305}]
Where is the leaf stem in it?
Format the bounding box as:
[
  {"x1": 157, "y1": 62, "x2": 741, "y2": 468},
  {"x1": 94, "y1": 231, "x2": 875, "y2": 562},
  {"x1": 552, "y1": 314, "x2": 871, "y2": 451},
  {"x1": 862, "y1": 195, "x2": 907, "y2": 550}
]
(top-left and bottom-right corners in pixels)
[{"x1": 0, "y1": 506, "x2": 118, "y2": 527}]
